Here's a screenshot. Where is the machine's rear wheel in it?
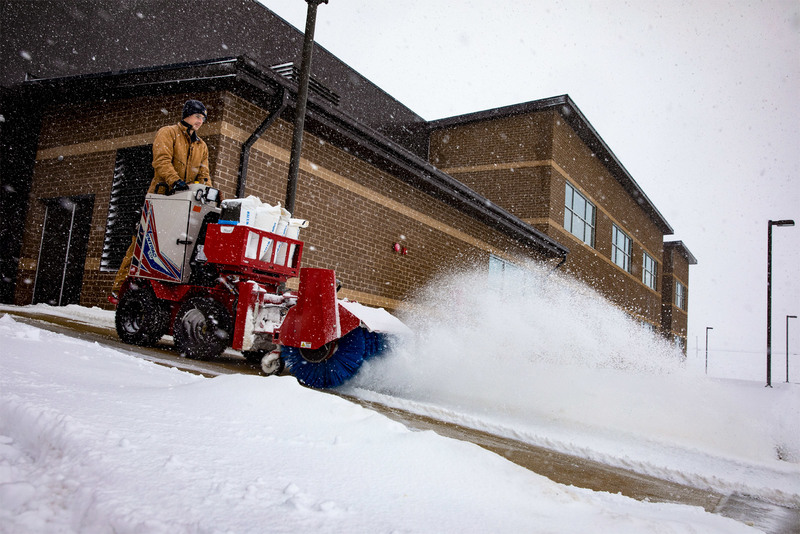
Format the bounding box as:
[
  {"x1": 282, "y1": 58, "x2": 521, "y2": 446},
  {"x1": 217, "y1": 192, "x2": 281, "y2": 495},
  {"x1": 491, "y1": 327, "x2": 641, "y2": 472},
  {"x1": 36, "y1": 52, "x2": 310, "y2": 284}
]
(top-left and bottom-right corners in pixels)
[
  {"x1": 173, "y1": 297, "x2": 232, "y2": 360},
  {"x1": 283, "y1": 327, "x2": 366, "y2": 389},
  {"x1": 115, "y1": 282, "x2": 169, "y2": 346}
]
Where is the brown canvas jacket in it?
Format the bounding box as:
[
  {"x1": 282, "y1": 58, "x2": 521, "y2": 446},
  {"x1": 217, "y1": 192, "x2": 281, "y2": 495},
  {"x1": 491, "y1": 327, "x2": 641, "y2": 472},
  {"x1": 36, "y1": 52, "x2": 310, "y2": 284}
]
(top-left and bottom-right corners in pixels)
[{"x1": 148, "y1": 122, "x2": 212, "y2": 193}]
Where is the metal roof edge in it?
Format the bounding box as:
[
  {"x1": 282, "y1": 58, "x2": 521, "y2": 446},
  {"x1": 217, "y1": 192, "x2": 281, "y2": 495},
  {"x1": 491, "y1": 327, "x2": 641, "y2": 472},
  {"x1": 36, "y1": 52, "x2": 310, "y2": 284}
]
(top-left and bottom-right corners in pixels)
[
  {"x1": 664, "y1": 240, "x2": 698, "y2": 265},
  {"x1": 20, "y1": 57, "x2": 239, "y2": 86},
  {"x1": 12, "y1": 55, "x2": 568, "y2": 259}
]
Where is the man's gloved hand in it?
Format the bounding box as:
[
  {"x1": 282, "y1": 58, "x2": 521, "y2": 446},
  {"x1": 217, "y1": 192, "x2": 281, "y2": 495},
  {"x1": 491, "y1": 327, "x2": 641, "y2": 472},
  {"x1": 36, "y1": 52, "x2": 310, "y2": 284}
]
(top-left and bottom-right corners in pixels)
[{"x1": 172, "y1": 180, "x2": 189, "y2": 192}]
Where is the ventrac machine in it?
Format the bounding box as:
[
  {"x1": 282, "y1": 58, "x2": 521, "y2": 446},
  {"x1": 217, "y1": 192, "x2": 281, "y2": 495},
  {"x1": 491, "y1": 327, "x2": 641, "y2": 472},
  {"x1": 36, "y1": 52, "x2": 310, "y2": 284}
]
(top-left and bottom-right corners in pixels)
[{"x1": 113, "y1": 183, "x2": 410, "y2": 389}]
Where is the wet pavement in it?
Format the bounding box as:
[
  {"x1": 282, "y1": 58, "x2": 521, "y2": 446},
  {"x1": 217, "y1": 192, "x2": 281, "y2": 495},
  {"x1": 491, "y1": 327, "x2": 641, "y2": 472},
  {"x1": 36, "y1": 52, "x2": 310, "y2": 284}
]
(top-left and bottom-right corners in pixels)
[{"x1": 3, "y1": 308, "x2": 799, "y2": 533}]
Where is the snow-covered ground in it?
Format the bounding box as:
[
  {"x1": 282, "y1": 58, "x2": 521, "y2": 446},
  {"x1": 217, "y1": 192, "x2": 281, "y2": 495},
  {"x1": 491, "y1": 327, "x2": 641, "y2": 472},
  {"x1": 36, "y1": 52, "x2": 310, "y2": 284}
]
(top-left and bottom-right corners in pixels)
[
  {"x1": 1, "y1": 265, "x2": 797, "y2": 532},
  {"x1": 346, "y1": 266, "x2": 800, "y2": 508}
]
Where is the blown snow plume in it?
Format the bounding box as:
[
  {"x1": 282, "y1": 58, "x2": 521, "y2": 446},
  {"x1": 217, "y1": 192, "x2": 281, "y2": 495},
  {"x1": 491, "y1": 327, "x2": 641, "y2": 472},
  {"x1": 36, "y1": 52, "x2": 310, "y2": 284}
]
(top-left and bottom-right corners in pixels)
[
  {"x1": 346, "y1": 262, "x2": 701, "y2": 440},
  {"x1": 351, "y1": 262, "x2": 685, "y2": 392}
]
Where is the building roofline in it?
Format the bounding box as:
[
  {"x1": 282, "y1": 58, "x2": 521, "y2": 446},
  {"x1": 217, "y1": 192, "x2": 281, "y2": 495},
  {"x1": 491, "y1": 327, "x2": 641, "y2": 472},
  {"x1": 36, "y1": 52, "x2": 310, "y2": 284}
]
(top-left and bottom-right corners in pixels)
[
  {"x1": 664, "y1": 240, "x2": 698, "y2": 265},
  {"x1": 428, "y1": 95, "x2": 675, "y2": 235},
  {"x1": 14, "y1": 56, "x2": 568, "y2": 259}
]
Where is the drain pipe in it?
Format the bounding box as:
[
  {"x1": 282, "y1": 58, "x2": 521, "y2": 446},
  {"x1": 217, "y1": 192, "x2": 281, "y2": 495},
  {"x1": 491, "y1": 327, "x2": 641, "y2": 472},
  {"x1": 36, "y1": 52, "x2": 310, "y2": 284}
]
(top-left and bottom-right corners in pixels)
[
  {"x1": 285, "y1": 0, "x2": 327, "y2": 214},
  {"x1": 550, "y1": 253, "x2": 568, "y2": 274},
  {"x1": 236, "y1": 87, "x2": 288, "y2": 199}
]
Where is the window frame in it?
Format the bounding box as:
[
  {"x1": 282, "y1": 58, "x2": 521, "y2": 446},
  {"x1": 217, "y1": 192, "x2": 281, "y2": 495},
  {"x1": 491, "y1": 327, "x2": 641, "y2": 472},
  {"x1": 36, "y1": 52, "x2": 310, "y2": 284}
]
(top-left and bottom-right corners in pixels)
[
  {"x1": 488, "y1": 254, "x2": 522, "y2": 294},
  {"x1": 675, "y1": 281, "x2": 686, "y2": 310},
  {"x1": 611, "y1": 224, "x2": 632, "y2": 273},
  {"x1": 563, "y1": 181, "x2": 596, "y2": 247},
  {"x1": 642, "y1": 252, "x2": 657, "y2": 290}
]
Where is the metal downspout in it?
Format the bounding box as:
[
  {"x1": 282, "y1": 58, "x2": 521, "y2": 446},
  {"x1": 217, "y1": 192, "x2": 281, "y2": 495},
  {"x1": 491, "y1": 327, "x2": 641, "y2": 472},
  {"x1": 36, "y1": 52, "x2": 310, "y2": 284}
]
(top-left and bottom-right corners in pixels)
[
  {"x1": 236, "y1": 88, "x2": 288, "y2": 199},
  {"x1": 551, "y1": 252, "x2": 568, "y2": 273}
]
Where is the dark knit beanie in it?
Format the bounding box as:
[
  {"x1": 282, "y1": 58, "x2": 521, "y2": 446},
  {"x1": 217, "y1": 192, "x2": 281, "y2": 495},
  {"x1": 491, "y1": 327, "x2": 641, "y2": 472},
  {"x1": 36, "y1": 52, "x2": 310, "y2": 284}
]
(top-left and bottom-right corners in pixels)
[{"x1": 182, "y1": 100, "x2": 207, "y2": 120}]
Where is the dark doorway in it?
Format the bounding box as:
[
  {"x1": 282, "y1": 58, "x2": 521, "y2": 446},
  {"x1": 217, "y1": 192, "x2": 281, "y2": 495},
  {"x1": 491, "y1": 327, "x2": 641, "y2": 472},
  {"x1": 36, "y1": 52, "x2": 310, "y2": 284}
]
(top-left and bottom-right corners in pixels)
[{"x1": 33, "y1": 195, "x2": 94, "y2": 306}]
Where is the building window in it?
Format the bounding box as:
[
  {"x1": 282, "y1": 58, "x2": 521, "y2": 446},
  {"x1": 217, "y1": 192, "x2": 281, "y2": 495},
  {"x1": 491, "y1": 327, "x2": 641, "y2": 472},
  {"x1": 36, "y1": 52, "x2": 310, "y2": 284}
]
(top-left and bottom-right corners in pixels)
[
  {"x1": 564, "y1": 181, "x2": 595, "y2": 247},
  {"x1": 611, "y1": 224, "x2": 632, "y2": 272},
  {"x1": 488, "y1": 254, "x2": 522, "y2": 294},
  {"x1": 101, "y1": 146, "x2": 153, "y2": 271},
  {"x1": 675, "y1": 281, "x2": 686, "y2": 310},
  {"x1": 642, "y1": 252, "x2": 657, "y2": 290}
]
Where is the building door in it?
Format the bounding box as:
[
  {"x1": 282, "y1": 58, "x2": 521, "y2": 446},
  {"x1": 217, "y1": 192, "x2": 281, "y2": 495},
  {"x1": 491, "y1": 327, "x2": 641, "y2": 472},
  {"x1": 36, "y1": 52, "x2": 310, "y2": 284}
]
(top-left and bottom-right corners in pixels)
[{"x1": 33, "y1": 195, "x2": 94, "y2": 306}]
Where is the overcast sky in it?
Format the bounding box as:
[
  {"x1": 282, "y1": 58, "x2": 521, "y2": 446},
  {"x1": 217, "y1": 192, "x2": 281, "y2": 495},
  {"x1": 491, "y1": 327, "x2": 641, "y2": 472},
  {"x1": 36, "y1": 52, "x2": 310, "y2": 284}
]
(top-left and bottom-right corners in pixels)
[{"x1": 257, "y1": 0, "x2": 800, "y2": 372}]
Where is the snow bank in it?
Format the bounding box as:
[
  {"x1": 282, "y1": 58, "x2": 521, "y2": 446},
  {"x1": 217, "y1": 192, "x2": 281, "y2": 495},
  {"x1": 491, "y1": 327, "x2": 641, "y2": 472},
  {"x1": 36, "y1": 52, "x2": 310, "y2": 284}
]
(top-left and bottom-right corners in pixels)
[
  {"x1": 0, "y1": 303, "x2": 116, "y2": 329},
  {"x1": 345, "y1": 265, "x2": 800, "y2": 507},
  {"x1": 0, "y1": 314, "x2": 757, "y2": 532}
]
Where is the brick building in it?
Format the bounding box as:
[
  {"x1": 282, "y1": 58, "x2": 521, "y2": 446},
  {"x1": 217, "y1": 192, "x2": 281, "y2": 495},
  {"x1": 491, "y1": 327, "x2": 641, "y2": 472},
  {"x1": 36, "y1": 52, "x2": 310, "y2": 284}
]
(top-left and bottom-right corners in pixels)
[
  {"x1": 427, "y1": 100, "x2": 688, "y2": 334},
  {"x1": 0, "y1": 0, "x2": 694, "y2": 349},
  {"x1": 661, "y1": 241, "x2": 697, "y2": 350}
]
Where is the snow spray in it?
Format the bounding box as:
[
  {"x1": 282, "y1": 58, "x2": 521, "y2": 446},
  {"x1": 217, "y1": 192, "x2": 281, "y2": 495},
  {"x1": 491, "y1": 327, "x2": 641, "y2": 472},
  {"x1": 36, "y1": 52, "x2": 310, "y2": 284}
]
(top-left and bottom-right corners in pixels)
[{"x1": 347, "y1": 262, "x2": 687, "y2": 416}]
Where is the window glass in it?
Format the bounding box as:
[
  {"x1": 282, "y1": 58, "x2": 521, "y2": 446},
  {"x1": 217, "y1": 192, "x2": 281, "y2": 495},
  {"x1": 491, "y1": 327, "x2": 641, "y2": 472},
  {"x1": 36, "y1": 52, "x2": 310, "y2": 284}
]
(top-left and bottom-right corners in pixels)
[
  {"x1": 488, "y1": 255, "x2": 524, "y2": 294},
  {"x1": 572, "y1": 213, "x2": 582, "y2": 236},
  {"x1": 675, "y1": 281, "x2": 686, "y2": 310},
  {"x1": 611, "y1": 225, "x2": 632, "y2": 272},
  {"x1": 574, "y1": 195, "x2": 586, "y2": 220},
  {"x1": 563, "y1": 182, "x2": 596, "y2": 247},
  {"x1": 642, "y1": 252, "x2": 657, "y2": 290}
]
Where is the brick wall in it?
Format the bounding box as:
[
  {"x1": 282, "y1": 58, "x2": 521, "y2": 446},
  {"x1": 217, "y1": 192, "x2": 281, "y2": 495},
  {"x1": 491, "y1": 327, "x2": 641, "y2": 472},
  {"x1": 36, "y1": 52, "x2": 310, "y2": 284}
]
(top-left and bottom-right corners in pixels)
[
  {"x1": 550, "y1": 116, "x2": 664, "y2": 326},
  {"x1": 15, "y1": 151, "x2": 116, "y2": 305},
  {"x1": 17, "y1": 90, "x2": 552, "y2": 312},
  {"x1": 227, "y1": 91, "x2": 551, "y2": 306},
  {"x1": 429, "y1": 109, "x2": 666, "y2": 329},
  {"x1": 661, "y1": 244, "x2": 691, "y2": 345}
]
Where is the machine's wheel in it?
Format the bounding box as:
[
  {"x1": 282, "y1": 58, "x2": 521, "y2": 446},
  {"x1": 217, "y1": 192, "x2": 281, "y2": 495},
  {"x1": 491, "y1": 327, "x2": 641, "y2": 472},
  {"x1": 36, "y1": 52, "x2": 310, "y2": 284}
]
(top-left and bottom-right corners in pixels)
[
  {"x1": 260, "y1": 351, "x2": 285, "y2": 376},
  {"x1": 173, "y1": 297, "x2": 232, "y2": 360},
  {"x1": 242, "y1": 350, "x2": 285, "y2": 376},
  {"x1": 283, "y1": 327, "x2": 366, "y2": 389},
  {"x1": 115, "y1": 283, "x2": 169, "y2": 346}
]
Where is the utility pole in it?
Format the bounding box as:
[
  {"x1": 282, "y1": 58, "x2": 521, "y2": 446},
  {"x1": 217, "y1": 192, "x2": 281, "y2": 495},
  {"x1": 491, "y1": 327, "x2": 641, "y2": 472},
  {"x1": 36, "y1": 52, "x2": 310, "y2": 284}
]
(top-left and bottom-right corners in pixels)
[
  {"x1": 787, "y1": 315, "x2": 797, "y2": 383},
  {"x1": 285, "y1": 0, "x2": 328, "y2": 214}
]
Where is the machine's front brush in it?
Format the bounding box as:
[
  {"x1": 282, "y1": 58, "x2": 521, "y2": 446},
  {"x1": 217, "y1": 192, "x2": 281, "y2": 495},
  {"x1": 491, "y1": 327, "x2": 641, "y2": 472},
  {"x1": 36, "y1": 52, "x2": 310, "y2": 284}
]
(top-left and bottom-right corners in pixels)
[{"x1": 283, "y1": 327, "x2": 366, "y2": 389}]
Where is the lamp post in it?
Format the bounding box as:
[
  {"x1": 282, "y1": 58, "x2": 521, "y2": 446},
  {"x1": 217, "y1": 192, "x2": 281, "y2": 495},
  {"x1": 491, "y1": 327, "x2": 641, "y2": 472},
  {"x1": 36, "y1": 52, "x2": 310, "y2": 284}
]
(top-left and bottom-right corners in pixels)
[
  {"x1": 705, "y1": 327, "x2": 713, "y2": 375},
  {"x1": 285, "y1": 0, "x2": 329, "y2": 214},
  {"x1": 766, "y1": 219, "x2": 795, "y2": 387},
  {"x1": 787, "y1": 315, "x2": 797, "y2": 383}
]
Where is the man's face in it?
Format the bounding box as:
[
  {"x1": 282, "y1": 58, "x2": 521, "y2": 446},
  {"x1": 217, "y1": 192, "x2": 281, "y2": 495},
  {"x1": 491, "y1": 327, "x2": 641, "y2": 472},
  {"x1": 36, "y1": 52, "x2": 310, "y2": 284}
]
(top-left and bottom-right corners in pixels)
[{"x1": 184, "y1": 112, "x2": 205, "y2": 131}]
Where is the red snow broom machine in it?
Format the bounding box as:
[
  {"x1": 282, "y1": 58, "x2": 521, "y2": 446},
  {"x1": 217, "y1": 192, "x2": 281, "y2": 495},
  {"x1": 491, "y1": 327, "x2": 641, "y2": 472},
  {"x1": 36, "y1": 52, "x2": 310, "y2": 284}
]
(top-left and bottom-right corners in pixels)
[{"x1": 113, "y1": 183, "x2": 410, "y2": 389}]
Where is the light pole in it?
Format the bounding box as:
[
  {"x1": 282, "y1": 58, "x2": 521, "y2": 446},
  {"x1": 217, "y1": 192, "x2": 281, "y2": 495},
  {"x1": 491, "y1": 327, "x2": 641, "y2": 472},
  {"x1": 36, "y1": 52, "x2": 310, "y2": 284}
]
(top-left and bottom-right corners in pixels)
[
  {"x1": 705, "y1": 327, "x2": 713, "y2": 375},
  {"x1": 285, "y1": 0, "x2": 329, "y2": 214},
  {"x1": 767, "y1": 219, "x2": 795, "y2": 387},
  {"x1": 787, "y1": 315, "x2": 797, "y2": 383}
]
